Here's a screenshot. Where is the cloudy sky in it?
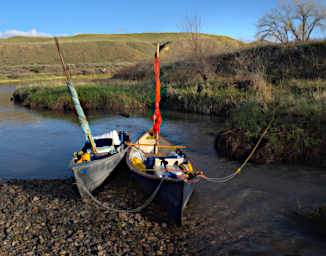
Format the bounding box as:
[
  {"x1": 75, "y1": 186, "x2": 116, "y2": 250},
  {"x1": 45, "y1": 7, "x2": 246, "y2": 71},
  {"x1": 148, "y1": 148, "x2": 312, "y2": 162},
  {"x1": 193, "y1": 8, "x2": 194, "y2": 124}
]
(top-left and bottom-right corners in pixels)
[{"x1": 0, "y1": 0, "x2": 325, "y2": 41}]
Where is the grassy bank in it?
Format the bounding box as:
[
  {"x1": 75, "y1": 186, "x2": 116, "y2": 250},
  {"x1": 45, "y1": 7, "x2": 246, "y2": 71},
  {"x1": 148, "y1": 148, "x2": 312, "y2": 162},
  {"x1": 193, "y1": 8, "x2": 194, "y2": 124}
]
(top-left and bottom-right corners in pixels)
[
  {"x1": 0, "y1": 63, "x2": 129, "y2": 85},
  {"x1": 13, "y1": 80, "x2": 152, "y2": 113},
  {"x1": 0, "y1": 73, "x2": 112, "y2": 85}
]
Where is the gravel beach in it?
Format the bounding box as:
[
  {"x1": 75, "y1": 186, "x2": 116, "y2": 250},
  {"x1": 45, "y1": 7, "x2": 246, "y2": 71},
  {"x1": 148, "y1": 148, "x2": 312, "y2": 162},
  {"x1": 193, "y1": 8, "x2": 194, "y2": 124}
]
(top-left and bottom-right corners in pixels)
[
  {"x1": 1, "y1": 163, "x2": 326, "y2": 256},
  {"x1": 0, "y1": 167, "x2": 211, "y2": 256}
]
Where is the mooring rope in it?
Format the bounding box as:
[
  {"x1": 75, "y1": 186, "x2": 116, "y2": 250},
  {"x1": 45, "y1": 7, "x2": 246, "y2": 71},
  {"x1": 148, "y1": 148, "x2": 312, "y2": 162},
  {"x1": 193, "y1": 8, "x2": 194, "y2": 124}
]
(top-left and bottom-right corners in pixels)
[
  {"x1": 83, "y1": 114, "x2": 275, "y2": 214},
  {"x1": 195, "y1": 115, "x2": 275, "y2": 183},
  {"x1": 79, "y1": 175, "x2": 166, "y2": 213}
]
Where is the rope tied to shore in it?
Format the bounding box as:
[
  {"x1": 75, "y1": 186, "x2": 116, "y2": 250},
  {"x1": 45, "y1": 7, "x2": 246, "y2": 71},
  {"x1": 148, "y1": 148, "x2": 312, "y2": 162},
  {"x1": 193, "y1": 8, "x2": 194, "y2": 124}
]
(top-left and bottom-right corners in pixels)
[
  {"x1": 191, "y1": 114, "x2": 275, "y2": 183},
  {"x1": 79, "y1": 175, "x2": 167, "y2": 213}
]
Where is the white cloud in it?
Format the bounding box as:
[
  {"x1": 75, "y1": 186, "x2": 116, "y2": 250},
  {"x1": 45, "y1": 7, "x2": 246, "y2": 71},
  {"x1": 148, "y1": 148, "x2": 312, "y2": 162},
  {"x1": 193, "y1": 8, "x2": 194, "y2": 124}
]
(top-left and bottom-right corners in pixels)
[{"x1": 0, "y1": 29, "x2": 52, "y2": 38}]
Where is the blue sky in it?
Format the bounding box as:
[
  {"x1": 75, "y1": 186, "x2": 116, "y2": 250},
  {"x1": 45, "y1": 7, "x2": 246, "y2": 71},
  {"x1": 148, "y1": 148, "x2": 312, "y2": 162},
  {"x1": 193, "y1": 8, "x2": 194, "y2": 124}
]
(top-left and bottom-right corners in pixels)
[{"x1": 0, "y1": 0, "x2": 325, "y2": 41}]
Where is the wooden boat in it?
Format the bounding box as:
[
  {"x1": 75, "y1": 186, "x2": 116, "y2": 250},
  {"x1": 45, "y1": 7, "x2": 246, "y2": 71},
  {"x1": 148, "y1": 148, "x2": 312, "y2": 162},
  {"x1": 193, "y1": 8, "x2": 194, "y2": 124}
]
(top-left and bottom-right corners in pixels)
[
  {"x1": 126, "y1": 130, "x2": 200, "y2": 225},
  {"x1": 54, "y1": 37, "x2": 130, "y2": 197},
  {"x1": 125, "y1": 42, "x2": 201, "y2": 225},
  {"x1": 71, "y1": 133, "x2": 130, "y2": 197}
]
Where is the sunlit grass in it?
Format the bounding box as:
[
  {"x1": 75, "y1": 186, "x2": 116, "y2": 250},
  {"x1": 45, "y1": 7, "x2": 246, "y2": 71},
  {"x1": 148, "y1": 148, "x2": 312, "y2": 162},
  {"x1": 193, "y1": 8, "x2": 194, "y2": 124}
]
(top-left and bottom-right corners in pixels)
[{"x1": 0, "y1": 74, "x2": 111, "y2": 85}]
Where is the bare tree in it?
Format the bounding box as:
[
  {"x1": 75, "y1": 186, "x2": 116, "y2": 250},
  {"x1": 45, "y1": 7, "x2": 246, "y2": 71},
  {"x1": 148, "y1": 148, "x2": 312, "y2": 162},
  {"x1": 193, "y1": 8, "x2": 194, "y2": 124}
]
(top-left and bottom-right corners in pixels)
[
  {"x1": 180, "y1": 14, "x2": 213, "y2": 81},
  {"x1": 256, "y1": 0, "x2": 326, "y2": 43},
  {"x1": 182, "y1": 15, "x2": 203, "y2": 64}
]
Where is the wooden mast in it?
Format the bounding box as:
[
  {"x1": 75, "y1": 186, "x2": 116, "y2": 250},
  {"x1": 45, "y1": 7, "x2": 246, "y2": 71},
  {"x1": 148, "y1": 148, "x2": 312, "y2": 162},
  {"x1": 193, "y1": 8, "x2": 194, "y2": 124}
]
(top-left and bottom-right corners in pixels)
[
  {"x1": 154, "y1": 42, "x2": 160, "y2": 154},
  {"x1": 54, "y1": 37, "x2": 97, "y2": 154}
]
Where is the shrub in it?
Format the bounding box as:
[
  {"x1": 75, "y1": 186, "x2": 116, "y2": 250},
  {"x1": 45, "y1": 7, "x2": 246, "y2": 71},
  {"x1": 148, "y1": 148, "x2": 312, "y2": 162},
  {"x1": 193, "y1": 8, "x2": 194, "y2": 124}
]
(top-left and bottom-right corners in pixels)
[{"x1": 30, "y1": 67, "x2": 40, "y2": 73}]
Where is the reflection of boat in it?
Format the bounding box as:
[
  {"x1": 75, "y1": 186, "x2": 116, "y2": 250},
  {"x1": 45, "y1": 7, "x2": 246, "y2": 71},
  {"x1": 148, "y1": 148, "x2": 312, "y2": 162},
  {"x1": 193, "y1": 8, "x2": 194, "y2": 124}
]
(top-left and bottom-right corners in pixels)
[
  {"x1": 54, "y1": 38, "x2": 130, "y2": 197},
  {"x1": 126, "y1": 43, "x2": 201, "y2": 225}
]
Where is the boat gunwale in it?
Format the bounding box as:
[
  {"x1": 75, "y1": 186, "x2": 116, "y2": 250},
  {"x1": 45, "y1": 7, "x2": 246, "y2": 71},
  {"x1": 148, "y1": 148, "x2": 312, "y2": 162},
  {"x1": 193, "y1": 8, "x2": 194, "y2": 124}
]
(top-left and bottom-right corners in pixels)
[
  {"x1": 126, "y1": 131, "x2": 198, "y2": 183},
  {"x1": 70, "y1": 145, "x2": 128, "y2": 169}
]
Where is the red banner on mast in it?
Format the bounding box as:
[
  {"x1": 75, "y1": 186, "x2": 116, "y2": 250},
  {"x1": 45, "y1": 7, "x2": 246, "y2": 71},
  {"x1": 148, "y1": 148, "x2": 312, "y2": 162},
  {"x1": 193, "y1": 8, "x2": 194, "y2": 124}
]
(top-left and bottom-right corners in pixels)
[{"x1": 152, "y1": 53, "x2": 162, "y2": 136}]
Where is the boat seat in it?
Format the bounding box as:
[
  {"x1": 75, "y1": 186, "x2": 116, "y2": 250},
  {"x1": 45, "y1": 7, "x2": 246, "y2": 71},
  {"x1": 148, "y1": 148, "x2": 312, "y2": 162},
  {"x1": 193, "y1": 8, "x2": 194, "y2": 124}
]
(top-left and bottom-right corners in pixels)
[
  {"x1": 82, "y1": 138, "x2": 113, "y2": 151},
  {"x1": 82, "y1": 138, "x2": 118, "y2": 155}
]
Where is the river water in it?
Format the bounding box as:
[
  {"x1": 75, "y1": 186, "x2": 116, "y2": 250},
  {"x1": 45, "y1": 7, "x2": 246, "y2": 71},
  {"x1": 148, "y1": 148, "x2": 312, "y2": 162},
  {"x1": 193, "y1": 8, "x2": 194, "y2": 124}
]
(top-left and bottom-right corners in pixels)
[{"x1": 1, "y1": 84, "x2": 326, "y2": 255}]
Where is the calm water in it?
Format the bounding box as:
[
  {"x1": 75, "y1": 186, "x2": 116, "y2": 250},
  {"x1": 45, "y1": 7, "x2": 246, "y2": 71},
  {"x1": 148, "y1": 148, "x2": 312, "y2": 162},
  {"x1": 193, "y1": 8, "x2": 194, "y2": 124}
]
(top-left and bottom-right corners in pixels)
[
  {"x1": 0, "y1": 84, "x2": 220, "y2": 179},
  {"x1": 1, "y1": 84, "x2": 326, "y2": 254}
]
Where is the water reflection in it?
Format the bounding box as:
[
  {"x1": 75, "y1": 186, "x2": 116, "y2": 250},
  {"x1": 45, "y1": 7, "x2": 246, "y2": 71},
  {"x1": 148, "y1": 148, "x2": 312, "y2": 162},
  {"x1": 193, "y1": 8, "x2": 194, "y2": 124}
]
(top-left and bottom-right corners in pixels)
[{"x1": 0, "y1": 84, "x2": 220, "y2": 179}]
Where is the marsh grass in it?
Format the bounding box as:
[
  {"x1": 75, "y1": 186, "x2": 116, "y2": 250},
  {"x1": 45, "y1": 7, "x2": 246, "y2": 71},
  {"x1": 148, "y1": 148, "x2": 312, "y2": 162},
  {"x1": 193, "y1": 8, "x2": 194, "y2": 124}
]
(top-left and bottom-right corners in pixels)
[
  {"x1": 13, "y1": 80, "x2": 153, "y2": 112},
  {"x1": 215, "y1": 77, "x2": 326, "y2": 166}
]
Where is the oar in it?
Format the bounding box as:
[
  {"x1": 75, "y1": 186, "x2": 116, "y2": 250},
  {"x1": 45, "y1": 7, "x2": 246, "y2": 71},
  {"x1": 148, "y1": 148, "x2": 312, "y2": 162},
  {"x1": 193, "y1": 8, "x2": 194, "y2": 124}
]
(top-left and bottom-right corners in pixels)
[{"x1": 126, "y1": 143, "x2": 186, "y2": 149}]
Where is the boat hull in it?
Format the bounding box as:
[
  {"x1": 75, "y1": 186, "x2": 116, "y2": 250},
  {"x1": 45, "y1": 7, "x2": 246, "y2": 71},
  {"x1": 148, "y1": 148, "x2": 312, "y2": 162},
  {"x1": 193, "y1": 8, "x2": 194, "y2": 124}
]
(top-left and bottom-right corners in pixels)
[
  {"x1": 71, "y1": 147, "x2": 128, "y2": 197},
  {"x1": 126, "y1": 131, "x2": 198, "y2": 225},
  {"x1": 131, "y1": 170, "x2": 196, "y2": 226}
]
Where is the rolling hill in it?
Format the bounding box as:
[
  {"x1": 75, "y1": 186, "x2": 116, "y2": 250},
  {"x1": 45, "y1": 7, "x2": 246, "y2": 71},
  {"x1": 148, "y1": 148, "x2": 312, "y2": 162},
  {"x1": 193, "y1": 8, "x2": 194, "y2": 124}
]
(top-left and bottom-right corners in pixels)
[{"x1": 0, "y1": 33, "x2": 244, "y2": 66}]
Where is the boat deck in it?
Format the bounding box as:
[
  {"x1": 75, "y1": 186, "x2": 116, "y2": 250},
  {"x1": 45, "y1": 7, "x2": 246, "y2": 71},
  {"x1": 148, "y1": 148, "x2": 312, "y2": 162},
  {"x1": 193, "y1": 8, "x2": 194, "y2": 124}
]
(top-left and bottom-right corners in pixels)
[{"x1": 135, "y1": 132, "x2": 174, "y2": 156}]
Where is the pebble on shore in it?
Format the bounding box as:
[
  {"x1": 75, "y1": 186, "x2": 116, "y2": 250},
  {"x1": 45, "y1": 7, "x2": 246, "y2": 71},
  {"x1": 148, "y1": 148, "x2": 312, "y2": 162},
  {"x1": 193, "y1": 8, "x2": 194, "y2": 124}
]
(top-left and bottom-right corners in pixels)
[
  {"x1": 1, "y1": 168, "x2": 325, "y2": 255},
  {"x1": 0, "y1": 174, "x2": 209, "y2": 256}
]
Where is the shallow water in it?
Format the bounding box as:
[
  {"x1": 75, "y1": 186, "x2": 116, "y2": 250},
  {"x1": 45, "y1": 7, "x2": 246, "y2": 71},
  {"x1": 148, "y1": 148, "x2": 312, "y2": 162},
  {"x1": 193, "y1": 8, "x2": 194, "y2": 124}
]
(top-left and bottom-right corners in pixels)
[{"x1": 1, "y1": 84, "x2": 326, "y2": 255}]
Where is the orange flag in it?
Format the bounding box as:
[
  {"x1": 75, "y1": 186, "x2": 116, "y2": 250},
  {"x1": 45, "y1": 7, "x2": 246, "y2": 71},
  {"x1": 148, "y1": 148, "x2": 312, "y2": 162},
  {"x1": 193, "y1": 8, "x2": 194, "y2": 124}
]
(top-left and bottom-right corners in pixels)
[{"x1": 152, "y1": 53, "x2": 162, "y2": 136}]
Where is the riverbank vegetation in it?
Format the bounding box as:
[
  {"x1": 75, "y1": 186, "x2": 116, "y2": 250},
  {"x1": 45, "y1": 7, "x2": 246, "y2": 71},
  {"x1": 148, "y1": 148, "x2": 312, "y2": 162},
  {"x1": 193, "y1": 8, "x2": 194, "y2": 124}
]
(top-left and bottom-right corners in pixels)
[
  {"x1": 10, "y1": 33, "x2": 326, "y2": 167},
  {"x1": 114, "y1": 39, "x2": 326, "y2": 167},
  {"x1": 13, "y1": 80, "x2": 152, "y2": 113}
]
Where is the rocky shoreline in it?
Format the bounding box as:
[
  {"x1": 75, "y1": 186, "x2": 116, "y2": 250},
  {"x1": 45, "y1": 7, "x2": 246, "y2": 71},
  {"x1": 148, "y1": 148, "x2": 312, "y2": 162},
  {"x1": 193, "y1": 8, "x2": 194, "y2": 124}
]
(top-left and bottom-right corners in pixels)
[
  {"x1": 1, "y1": 164, "x2": 326, "y2": 255},
  {"x1": 0, "y1": 168, "x2": 209, "y2": 256}
]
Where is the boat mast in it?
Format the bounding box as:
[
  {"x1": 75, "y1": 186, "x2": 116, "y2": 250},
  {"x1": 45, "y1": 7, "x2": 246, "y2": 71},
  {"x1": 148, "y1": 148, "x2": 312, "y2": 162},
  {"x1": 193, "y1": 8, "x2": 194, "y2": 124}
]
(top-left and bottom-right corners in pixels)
[
  {"x1": 54, "y1": 37, "x2": 97, "y2": 154},
  {"x1": 153, "y1": 42, "x2": 162, "y2": 154}
]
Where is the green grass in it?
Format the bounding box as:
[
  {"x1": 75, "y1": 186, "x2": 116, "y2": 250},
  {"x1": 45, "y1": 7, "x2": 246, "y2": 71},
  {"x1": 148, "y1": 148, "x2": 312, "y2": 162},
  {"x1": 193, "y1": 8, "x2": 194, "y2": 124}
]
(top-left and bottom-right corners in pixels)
[
  {"x1": 13, "y1": 80, "x2": 153, "y2": 112},
  {"x1": 0, "y1": 74, "x2": 110, "y2": 85},
  {"x1": 0, "y1": 33, "x2": 243, "y2": 66},
  {"x1": 213, "y1": 77, "x2": 326, "y2": 166}
]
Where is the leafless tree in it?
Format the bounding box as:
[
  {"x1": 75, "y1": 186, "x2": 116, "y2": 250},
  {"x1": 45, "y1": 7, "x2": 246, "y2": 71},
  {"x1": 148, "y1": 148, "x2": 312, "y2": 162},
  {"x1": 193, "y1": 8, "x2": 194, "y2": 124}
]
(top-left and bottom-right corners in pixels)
[
  {"x1": 179, "y1": 14, "x2": 213, "y2": 81},
  {"x1": 182, "y1": 15, "x2": 203, "y2": 63},
  {"x1": 256, "y1": 0, "x2": 326, "y2": 43}
]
